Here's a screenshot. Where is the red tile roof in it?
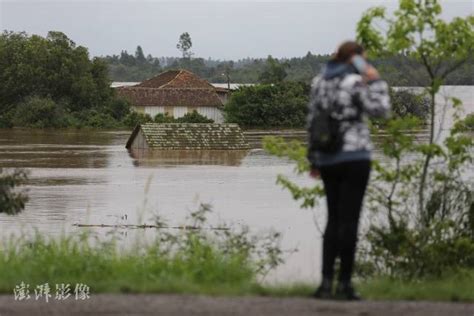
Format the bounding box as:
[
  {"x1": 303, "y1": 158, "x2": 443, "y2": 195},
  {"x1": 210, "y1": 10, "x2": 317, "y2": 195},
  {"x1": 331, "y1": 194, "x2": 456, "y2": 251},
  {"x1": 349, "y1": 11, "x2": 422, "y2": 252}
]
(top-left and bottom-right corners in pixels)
[{"x1": 117, "y1": 70, "x2": 223, "y2": 108}]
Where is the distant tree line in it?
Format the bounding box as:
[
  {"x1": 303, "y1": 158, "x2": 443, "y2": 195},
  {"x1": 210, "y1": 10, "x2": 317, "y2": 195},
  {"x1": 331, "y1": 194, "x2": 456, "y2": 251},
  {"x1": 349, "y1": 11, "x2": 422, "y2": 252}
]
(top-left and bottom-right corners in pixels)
[{"x1": 102, "y1": 47, "x2": 473, "y2": 86}]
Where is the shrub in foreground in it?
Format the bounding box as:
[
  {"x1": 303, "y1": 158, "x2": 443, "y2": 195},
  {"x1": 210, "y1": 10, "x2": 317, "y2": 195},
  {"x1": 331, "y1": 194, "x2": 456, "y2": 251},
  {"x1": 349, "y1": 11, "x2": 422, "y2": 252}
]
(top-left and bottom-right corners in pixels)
[{"x1": 0, "y1": 168, "x2": 28, "y2": 215}]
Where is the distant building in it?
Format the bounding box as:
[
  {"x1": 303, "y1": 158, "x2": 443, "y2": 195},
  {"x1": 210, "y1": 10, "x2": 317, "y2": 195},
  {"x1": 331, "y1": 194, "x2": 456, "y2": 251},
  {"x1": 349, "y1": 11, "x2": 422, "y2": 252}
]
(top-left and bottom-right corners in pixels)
[{"x1": 116, "y1": 70, "x2": 226, "y2": 123}]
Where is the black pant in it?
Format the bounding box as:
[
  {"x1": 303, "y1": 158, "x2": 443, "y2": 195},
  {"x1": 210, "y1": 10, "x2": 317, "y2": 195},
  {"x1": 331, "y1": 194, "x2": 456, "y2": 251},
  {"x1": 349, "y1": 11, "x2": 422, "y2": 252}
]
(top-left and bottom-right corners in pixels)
[{"x1": 319, "y1": 160, "x2": 371, "y2": 282}]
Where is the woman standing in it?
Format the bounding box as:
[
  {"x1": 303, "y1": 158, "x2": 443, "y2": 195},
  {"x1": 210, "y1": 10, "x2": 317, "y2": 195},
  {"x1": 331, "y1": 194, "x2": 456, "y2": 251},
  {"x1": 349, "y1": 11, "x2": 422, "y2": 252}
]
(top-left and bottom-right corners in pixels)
[{"x1": 307, "y1": 41, "x2": 391, "y2": 300}]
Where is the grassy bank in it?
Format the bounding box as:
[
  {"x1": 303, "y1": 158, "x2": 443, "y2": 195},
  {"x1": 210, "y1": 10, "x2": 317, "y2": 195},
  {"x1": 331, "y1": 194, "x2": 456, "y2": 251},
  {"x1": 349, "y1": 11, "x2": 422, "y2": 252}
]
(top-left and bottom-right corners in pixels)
[
  {"x1": 0, "y1": 233, "x2": 255, "y2": 295},
  {"x1": 357, "y1": 271, "x2": 474, "y2": 302},
  {"x1": 0, "y1": 204, "x2": 282, "y2": 296},
  {"x1": 0, "y1": 230, "x2": 472, "y2": 302},
  {"x1": 261, "y1": 271, "x2": 474, "y2": 302}
]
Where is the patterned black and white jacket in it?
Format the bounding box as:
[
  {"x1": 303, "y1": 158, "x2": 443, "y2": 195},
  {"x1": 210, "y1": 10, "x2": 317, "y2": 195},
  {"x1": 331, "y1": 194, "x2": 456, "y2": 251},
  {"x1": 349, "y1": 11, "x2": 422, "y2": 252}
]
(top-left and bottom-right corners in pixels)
[{"x1": 307, "y1": 60, "x2": 391, "y2": 168}]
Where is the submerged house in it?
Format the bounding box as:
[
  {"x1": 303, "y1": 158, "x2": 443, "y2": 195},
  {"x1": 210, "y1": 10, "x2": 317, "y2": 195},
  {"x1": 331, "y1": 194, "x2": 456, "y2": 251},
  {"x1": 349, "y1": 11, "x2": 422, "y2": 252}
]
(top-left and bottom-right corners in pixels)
[
  {"x1": 126, "y1": 123, "x2": 250, "y2": 150},
  {"x1": 116, "y1": 70, "x2": 226, "y2": 123}
]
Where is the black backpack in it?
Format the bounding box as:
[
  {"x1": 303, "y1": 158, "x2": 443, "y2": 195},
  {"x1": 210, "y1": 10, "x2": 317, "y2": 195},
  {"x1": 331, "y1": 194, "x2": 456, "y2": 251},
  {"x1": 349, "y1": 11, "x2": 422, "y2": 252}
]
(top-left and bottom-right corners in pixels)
[
  {"x1": 308, "y1": 79, "x2": 346, "y2": 153},
  {"x1": 309, "y1": 107, "x2": 343, "y2": 153}
]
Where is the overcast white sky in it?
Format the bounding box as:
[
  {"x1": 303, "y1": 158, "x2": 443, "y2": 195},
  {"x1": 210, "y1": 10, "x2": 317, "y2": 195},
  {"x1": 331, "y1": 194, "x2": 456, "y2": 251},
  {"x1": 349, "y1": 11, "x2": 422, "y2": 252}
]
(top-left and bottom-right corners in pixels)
[{"x1": 0, "y1": 0, "x2": 472, "y2": 59}]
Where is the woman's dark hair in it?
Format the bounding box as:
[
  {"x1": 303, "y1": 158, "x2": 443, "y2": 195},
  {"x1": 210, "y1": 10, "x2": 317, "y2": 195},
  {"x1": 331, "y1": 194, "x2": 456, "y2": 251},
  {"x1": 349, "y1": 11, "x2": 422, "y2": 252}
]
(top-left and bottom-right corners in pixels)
[{"x1": 333, "y1": 41, "x2": 364, "y2": 63}]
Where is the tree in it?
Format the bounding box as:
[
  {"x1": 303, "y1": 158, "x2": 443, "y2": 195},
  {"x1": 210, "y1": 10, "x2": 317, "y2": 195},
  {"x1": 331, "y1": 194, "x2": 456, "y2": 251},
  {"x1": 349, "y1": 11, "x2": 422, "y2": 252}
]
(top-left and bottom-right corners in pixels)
[
  {"x1": 176, "y1": 32, "x2": 193, "y2": 59},
  {"x1": 0, "y1": 31, "x2": 123, "y2": 128},
  {"x1": 224, "y1": 82, "x2": 308, "y2": 128},
  {"x1": 135, "y1": 45, "x2": 146, "y2": 64},
  {"x1": 356, "y1": 0, "x2": 474, "y2": 220},
  {"x1": 259, "y1": 55, "x2": 287, "y2": 84}
]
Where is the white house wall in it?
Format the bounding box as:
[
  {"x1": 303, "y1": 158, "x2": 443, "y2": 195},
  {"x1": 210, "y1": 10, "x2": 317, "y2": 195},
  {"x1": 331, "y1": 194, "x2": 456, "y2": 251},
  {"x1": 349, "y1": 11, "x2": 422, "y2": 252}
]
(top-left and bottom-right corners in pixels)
[
  {"x1": 173, "y1": 106, "x2": 188, "y2": 118},
  {"x1": 132, "y1": 106, "x2": 224, "y2": 123},
  {"x1": 196, "y1": 107, "x2": 224, "y2": 123},
  {"x1": 144, "y1": 106, "x2": 165, "y2": 118}
]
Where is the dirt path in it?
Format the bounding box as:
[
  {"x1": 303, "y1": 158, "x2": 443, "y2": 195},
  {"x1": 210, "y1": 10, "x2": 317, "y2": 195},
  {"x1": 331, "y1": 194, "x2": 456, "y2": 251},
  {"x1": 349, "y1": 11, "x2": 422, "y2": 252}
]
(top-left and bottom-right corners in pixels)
[{"x1": 0, "y1": 294, "x2": 473, "y2": 316}]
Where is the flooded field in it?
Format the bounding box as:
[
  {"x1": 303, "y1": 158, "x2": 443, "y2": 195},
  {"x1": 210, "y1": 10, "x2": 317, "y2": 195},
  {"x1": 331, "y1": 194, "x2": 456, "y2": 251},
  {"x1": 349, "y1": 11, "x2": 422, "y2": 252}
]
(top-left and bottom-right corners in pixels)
[{"x1": 0, "y1": 86, "x2": 472, "y2": 283}]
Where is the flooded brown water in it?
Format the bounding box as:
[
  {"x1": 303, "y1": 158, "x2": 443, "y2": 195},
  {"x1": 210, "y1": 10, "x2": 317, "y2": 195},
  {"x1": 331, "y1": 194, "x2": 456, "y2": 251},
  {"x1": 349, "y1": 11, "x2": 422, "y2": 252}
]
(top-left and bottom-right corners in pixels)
[{"x1": 0, "y1": 86, "x2": 472, "y2": 283}]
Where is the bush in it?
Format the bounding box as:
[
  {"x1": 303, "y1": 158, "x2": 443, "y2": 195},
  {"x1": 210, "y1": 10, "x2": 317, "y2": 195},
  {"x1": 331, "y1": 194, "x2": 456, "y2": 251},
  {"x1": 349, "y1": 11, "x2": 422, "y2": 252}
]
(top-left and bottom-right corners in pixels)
[
  {"x1": 390, "y1": 88, "x2": 429, "y2": 120},
  {"x1": 175, "y1": 110, "x2": 214, "y2": 123},
  {"x1": 122, "y1": 111, "x2": 153, "y2": 128},
  {"x1": 0, "y1": 168, "x2": 28, "y2": 215},
  {"x1": 84, "y1": 111, "x2": 119, "y2": 129},
  {"x1": 360, "y1": 117, "x2": 473, "y2": 278},
  {"x1": 11, "y1": 96, "x2": 73, "y2": 128},
  {"x1": 154, "y1": 113, "x2": 175, "y2": 123},
  {"x1": 107, "y1": 97, "x2": 131, "y2": 121},
  {"x1": 224, "y1": 82, "x2": 309, "y2": 128},
  {"x1": 0, "y1": 111, "x2": 14, "y2": 128},
  {"x1": 453, "y1": 113, "x2": 474, "y2": 132}
]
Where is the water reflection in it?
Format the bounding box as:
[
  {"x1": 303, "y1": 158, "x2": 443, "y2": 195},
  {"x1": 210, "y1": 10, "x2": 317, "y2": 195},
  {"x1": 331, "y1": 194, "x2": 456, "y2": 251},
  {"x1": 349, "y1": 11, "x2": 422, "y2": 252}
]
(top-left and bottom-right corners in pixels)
[
  {"x1": 0, "y1": 129, "x2": 127, "y2": 168},
  {"x1": 128, "y1": 149, "x2": 250, "y2": 167}
]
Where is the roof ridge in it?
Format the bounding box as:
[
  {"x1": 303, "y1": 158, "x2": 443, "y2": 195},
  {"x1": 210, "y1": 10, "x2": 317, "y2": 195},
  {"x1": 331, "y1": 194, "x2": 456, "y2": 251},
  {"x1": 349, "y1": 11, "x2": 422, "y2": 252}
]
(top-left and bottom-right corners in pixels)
[{"x1": 159, "y1": 69, "x2": 183, "y2": 89}]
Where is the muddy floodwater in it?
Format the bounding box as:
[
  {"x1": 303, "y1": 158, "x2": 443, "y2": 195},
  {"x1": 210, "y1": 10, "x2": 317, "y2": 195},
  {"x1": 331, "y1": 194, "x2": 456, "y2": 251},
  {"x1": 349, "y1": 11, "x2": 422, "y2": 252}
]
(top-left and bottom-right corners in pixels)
[{"x1": 0, "y1": 86, "x2": 472, "y2": 283}]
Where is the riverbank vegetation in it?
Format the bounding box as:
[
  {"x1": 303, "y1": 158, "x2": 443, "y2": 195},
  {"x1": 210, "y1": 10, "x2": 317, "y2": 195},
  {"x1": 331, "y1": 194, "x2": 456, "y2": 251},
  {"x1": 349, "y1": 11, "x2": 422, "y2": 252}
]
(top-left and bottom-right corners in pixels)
[
  {"x1": 0, "y1": 204, "x2": 283, "y2": 295},
  {"x1": 1, "y1": 202, "x2": 472, "y2": 301}
]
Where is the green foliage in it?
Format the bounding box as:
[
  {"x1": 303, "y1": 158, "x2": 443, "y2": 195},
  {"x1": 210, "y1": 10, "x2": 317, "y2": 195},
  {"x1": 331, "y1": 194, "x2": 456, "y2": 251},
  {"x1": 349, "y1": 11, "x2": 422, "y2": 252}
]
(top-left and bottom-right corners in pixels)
[
  {"x1": 176, "y1": 32, "x2": 193, "y2": 59},
  {"x1": 0, "y1": 204, "x2": 282, "y2": 294},
  {"x1": 260, "y1": 3, "x2": 474, "y2": 281},
  {"x1": 123, "y1": 110, "x2": 214, "y2": 128},
  {"x1": 0, "y1": 168, "x2": 28, "y2": 215},
  {"x1": 361, "y1": 112, "x2": 473, "y2": 278},
  {"x1": 259, "y1": 55, "x2": 288, "y2": 84},
  {"x1": 107, "y1": 47, "x2": 161, "y2": 82},
  {"x1": 358, "y1": 269, "x2": 474, "y2": 301},
  {"x1": 153, "y1": 113, "x2": 175, "y2": 123},
  {"x1": 357, "y1": 1, "x2": 474, "y2": 65},
  {"x1": 153, "y1": 111, "x2": 214, "y2": 124},
  {"x1": 11, "y1": 96, "x2": 73, "y2": 128},
  {"x1": 453, "y1": 113, "x2": 474, "y2": 132},
  {"x1": 122, "y1": 111, "x2": 153, "y2": 128},
  {"x1": 83, "y1": 111, "x2": 119, "y2": 129},
  {"x1": 0, "y1": 31, "x2": 127, "y2": 129},
  {"x1": 390, "y1": 88, "x2": 429, "y2": 120},
  {"x1": 175, "y1": 111, "x2": 214, "y2": 123},
  {"x1": 107, "y1": 97, "x2": 131, "y2": 121},
  {"x1": 0, "y1": 31, "x2": 112, "y2": 111},
  {"x1": 224, "y1": 82, "x2": 309, "y2": 128},
  {"x1": 103, "y1": 49, "x2": 472, "y2": 86},
  {"x1": 357, "y1": 0, "x2": 474, "y2": 217},
  {"x1": 264, "y1": 114, "x2": 473, "y2": 279}
]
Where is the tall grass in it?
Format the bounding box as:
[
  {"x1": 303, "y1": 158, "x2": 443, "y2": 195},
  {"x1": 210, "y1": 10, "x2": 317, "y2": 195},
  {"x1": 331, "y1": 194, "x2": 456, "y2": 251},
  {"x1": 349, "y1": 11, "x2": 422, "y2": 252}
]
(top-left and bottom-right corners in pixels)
[{"x1": 0, "y1": 204, "x2": 282, "y2": 295}]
